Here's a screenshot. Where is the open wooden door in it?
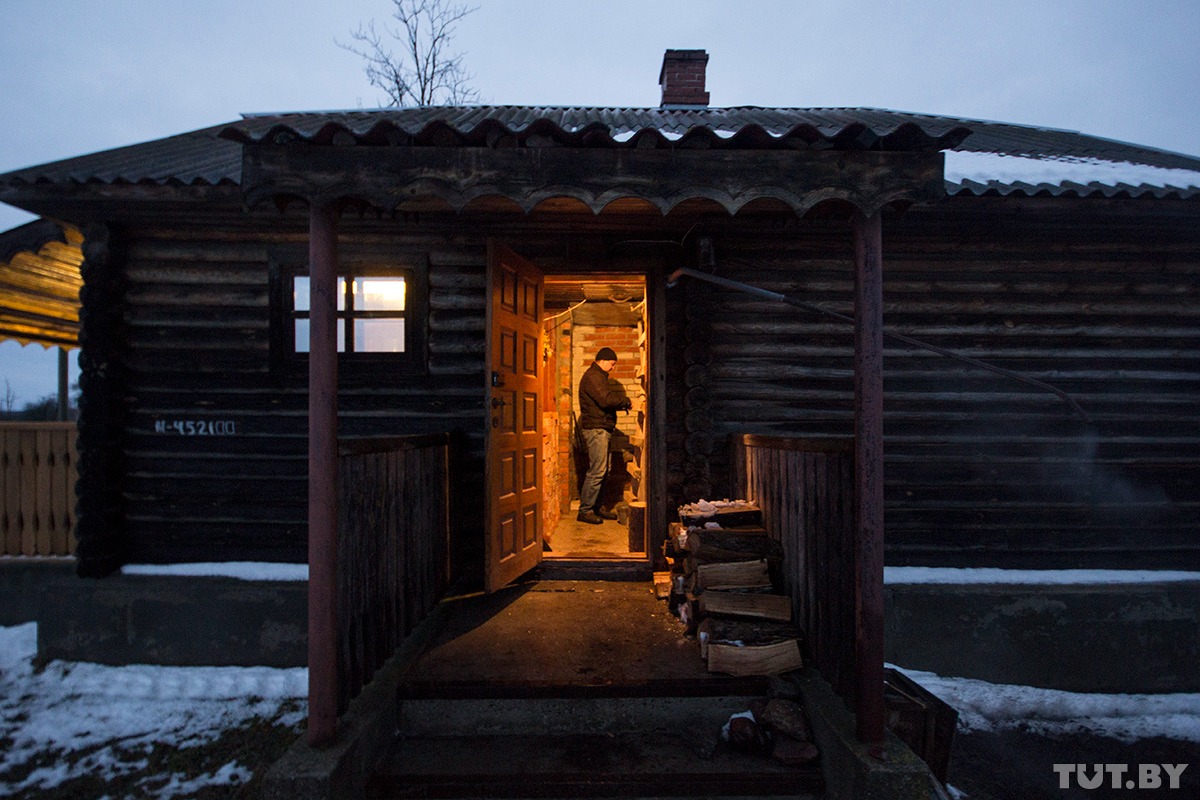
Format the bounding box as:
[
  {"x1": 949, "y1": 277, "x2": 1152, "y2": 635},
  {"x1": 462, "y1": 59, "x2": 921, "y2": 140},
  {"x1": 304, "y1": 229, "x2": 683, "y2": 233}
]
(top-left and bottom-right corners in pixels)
[{"x1": 485, "y1": 243, "x2": 545, "y2": 592}]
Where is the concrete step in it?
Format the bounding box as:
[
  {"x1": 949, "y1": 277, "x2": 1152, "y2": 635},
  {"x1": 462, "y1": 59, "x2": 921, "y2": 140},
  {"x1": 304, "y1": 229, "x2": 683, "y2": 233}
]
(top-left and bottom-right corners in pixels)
[
  {"x1": 367, "y1": 732, "x2": 823, "y2": 799},
  {"x1": 399, "y1": 695, "x2": 764, "y2": 737},
  {"x1": 370, "y1": 694, "x2": 823, "y2": 799}
]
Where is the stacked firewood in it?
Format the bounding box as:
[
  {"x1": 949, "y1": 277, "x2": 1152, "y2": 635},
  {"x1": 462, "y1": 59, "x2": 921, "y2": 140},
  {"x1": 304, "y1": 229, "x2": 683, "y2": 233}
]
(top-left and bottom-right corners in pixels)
[{"x1": 663, "y1": 500, "x2": 804, "y2": 677}]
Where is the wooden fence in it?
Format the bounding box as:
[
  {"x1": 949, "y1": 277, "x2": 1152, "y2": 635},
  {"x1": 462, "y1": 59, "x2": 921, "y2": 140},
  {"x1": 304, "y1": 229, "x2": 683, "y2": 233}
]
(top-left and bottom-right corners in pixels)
[
  {"x1": 730, "y1": 434, "x2": 856, "y2": 703},
  {"x1": 335, "y1": 433, "x2": 453, "y2": 713},
  {"x1": 1, "y1": 422, "x2": 77, "y2": 557}
]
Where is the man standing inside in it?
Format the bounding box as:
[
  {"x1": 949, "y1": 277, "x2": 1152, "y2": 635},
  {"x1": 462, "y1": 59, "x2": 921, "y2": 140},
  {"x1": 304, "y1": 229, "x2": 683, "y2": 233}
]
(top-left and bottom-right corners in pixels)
[{"x1": 576, "y1": 347, "x2": 631, "y2": 524}]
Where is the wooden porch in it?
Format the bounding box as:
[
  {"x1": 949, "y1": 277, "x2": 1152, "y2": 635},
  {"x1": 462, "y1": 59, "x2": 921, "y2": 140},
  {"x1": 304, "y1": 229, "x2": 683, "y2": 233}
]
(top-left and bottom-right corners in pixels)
[
  {"x1": 288, "y1": 432, "x2": 946, "y2": 799},
  {"x1": 367, "y1": 579, "x2": 824, "y2": 798}
]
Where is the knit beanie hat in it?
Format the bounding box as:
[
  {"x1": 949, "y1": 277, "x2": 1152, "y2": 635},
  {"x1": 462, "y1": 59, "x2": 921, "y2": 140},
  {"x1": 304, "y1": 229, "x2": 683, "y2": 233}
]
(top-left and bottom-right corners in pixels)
[{"x1": 595, "y1": 347, "x2": 618, "y2": 361}]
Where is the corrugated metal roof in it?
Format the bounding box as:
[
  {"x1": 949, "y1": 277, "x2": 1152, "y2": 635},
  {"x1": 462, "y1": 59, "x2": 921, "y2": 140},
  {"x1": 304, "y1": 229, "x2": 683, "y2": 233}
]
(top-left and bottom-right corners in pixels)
[
  {"x1": 224, "y1": 105, "x2": 975, "y2": 150},
  {"x1": 2, "y1": 106, "x2": 1199, "y2": 199}
]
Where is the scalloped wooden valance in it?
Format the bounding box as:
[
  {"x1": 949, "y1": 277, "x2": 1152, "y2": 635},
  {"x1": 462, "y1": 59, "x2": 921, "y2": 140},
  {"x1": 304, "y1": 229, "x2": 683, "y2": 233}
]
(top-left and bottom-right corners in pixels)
[{"x1": 241, "y1": 145, "x2": 944, "y2": 217}]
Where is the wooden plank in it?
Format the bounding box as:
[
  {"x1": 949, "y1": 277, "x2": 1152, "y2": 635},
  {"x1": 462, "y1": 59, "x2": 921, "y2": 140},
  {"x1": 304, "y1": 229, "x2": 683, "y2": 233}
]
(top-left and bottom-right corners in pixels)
[
  {"x1": 34, "y1": 429, "x2": 53, "y2": 555},
  {"x1": 3, "y1": 429, "x2": 19, "y2": 555},
  {"x1": 52, "y1": 428, "x2": 75, "y2": 554},
  {"x1": 243, "y1": 146, "x2": 946, "y2": 216},
  {"x1": 19, "y1": 431, "x2": 36, "y2": 556}
]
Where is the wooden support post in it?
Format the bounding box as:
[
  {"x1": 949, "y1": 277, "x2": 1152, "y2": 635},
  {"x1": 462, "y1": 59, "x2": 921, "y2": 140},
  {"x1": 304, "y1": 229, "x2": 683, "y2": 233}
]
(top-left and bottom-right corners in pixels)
[
  {"x1": 57, "y1": 347, "x2": 69, "y2": 421},
  {"x1": 853, "y1": 209, "x2": 886, "y2": 746},
  {"x1": 307, "y1": 202, "x2": 339, "y2": 746}
]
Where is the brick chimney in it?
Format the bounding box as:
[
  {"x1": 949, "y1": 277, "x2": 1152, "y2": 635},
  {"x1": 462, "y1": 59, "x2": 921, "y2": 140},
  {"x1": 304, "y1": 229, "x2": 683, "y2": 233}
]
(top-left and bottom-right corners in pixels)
[{"x1": 659, "y1": 49, "x2": 710, "y2": 108}]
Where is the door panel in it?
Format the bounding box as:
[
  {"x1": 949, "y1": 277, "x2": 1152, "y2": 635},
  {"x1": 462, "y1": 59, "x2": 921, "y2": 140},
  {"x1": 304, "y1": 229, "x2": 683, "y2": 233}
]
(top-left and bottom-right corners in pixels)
[{"x1": 485, "y1": 242, "x2": 544, "y2": 592}]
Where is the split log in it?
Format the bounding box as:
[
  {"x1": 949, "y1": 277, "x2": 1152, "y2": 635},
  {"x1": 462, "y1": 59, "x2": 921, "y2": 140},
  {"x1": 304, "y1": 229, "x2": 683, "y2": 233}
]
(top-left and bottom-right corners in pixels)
[
  {"x1": 653, "y1": 570, "x2": 672, "y2": 600},
  {"x1": 694, "y1": 559, "x2": 771, "y2": 590},
  {"x1": 686, "y1": 527, "x2": 783, "y2": 563},
  {"x1": 698, "y1": 589, "x2": 792, "y2": 622},
  {"x1": 697, "y1": 617, "x2": 803, "y2": 659},
  {"x1": 759, "y1": 698, "x2": 814, "y2": 742},
  {"x1": 707, "y1": 638, "x2": 803, "y2": 677},
  {"x1": 628, "y1": 500, "x2": 646, "y2": 553}
]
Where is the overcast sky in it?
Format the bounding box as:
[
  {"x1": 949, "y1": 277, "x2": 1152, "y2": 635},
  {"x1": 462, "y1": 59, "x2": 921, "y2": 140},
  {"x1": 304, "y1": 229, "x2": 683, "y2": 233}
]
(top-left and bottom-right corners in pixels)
[{"x1": 2, "y1": 0, "x2": 1198, "y2": 405}]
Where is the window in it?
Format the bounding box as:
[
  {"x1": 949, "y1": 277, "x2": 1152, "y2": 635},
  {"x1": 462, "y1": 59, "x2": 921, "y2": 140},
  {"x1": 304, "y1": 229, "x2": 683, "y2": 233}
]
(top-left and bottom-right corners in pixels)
[
  {"x1": 292, "y1": 274, "x2": 408, "y2": 353},
  {"x1": 271, "y1": 260, "x2": 426, "y2": 378}
]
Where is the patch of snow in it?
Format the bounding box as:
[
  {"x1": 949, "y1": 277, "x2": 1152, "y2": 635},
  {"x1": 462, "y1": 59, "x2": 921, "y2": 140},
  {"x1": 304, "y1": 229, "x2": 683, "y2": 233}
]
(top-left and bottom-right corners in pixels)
[
  {"x1": 944, "y1": 150, "x2": 1200, "y2": 189},
  {"x1": 890, "y1": 663, "x2": 1200, "y2": 744},
  {"x1": 152, "y1": 761, "x2": 253, "y2": 800},
  {"x1": 121, "y1": 561, "x2": 308, "y2": 581},
  {"x1": 610, "y1": 129, "x2": 637, "y2": 142},
  {"x1": 885, "y1": 567, "x2": 1200, "y2": 585},
  {"x1": 0, "y1": 623, "x2": 307, "y2": 797}
]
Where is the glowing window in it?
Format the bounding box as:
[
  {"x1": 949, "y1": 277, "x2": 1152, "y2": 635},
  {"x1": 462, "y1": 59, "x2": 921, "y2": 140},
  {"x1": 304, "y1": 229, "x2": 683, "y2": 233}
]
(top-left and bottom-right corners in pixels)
[{"x1": 292, "y1": 273, "x2": 408, "y2": 354}]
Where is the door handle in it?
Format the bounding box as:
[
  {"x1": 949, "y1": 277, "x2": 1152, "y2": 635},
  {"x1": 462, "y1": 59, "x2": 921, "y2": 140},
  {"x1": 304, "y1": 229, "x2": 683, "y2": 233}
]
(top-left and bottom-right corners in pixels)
[{"x1": 491, "y1": 397, "x2": 507, "y2": 408}]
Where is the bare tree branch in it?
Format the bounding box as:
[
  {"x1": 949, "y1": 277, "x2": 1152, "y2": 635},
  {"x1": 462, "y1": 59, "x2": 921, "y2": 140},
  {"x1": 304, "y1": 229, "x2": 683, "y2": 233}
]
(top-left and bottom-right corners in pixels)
[{"x1": 338, "y1": 0, "x2": 480, "y2": 107}]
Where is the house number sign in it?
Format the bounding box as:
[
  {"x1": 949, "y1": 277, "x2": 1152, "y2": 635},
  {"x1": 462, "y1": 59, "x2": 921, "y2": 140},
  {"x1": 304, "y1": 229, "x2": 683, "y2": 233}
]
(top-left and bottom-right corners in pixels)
[{"x1": 154, "y1": 419, "x2": 238, "y2": 436}]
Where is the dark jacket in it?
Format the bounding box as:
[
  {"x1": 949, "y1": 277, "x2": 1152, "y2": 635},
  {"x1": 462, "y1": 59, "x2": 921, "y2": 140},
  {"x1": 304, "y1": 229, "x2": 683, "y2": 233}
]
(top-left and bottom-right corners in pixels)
[{"x1": 578, "y1": 362, "x2": 628, "y2": 431}]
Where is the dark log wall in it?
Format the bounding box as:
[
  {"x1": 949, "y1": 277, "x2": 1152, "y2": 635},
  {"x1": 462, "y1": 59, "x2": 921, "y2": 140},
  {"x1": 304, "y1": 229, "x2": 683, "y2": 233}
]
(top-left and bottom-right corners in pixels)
[
  {"x1": 87, "y1": 194, "x2": 1199, "y2": 572},
  {"x1": 113, "y1": 220, "x2": 488, "y2": 566},
  {"x1": 882, "y1": 198, "x2": 1200, "y2": 567},
  {"x1": 673, "y1": 197, "x2": 1200, "y2": 569}
]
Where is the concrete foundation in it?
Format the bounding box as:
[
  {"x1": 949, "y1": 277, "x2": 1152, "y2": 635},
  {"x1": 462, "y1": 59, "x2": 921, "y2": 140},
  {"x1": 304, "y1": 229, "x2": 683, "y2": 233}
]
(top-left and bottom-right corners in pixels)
[
  {"x1": 36, "y1": 572, "x2": 306, "y2": 667},
  {"x1": 885, "y1": 581, "x2": 1200, "y2": 693},
  {"x1": 793, "y1": 669, "x2": 943, "y2": 800},
  {"x1": 0, "y1": 557, "x2": 76, "y2": 626},
  {"x1": 8, "y1": 562, "x2": 1199, "y2": 696}
]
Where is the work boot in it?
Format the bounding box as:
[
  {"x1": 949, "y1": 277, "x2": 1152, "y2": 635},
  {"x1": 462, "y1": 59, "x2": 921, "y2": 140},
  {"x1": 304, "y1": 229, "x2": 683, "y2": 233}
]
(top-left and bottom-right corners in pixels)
[
  {"x1": 576, "y1": 510, "x2": 603, "y2": 525},
  {"x1": 595, "y1": 507, "x2": 618, "y2": 520}
]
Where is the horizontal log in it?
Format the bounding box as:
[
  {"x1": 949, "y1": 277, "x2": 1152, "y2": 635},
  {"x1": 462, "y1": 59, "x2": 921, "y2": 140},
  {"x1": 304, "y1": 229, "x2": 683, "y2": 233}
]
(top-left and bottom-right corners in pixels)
[
  {"x1": 706, "y1": 638, "x2": 803, "y2": 677},
  {"x1": 694, "y1": 559, "x2": 770, "y2": 590},
  {"x1": 699, "y1": 590, "x2": 792, "y2": 622},
  {"x1": 687, "y1": 528, "x2": 784, "y2": 563},
  {"x1": 698, "y1": 617, "x2": 803, "y2": 653}
]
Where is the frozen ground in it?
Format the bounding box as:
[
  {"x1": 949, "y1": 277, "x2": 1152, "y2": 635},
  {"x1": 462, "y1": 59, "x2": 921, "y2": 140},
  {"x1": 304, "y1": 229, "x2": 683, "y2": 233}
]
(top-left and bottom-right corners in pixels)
[
  {"x1": 0, "y1": 623, "x2": 307, "y2": 799},
  {"x1": 2, "y1": 573, "x2": 1198, "y2": 798},
  {"x1": 4, "y1": 619, "x2": 1199, "y2": 799}
]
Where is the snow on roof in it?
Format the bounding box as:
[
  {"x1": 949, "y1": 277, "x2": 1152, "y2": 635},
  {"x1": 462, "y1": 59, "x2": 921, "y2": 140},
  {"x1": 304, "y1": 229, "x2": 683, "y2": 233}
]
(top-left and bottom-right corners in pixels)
[{"x1": 944, "y1": 150, "x2": 1200, "y2": 195}]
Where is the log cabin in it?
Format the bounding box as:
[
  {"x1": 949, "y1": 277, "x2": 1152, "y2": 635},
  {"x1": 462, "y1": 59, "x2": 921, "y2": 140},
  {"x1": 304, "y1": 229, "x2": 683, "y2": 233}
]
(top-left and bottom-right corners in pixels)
[
  {"x1": 3, "y1": 50, "x2": 1197, "y2": 579},
  {"x1": 2, "y1": 49, "x2": 1199, "y2": 750}
]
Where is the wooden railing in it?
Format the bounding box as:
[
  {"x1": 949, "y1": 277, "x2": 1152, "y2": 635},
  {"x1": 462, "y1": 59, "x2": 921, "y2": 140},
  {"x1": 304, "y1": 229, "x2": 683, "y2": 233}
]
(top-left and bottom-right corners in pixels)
[
  {"x1": 335, "y1": 433, "x2": 453, "y2": 713},
  {"x1": 1, "y1": 422, "x2": 77, "y2": 557},
  {"x1": 730, "y1": 434, "x2": 856, "y2": 703}
]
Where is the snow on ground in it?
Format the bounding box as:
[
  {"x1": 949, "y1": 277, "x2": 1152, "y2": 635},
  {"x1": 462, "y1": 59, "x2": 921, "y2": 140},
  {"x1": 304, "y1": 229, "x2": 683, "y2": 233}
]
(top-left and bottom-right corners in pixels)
[
  {"x1": 890, "y1": 663, "x2": 1200, "y2": 744},
  {"x1": 121, "y1": 562, "x2": 309, "y2": 581},
  {"x1": 4, "y1": 611, "x2": 1198, "y2": 797},
  {"x1": 943, "y1": 150, "x2": 1200, "y2": 190},
  {"x1": 0, "y1": 623, "x2": 307, "y2": 799},
  {"x1": 885, "y1": 566, "x2": 1200, "y2": 585}
]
